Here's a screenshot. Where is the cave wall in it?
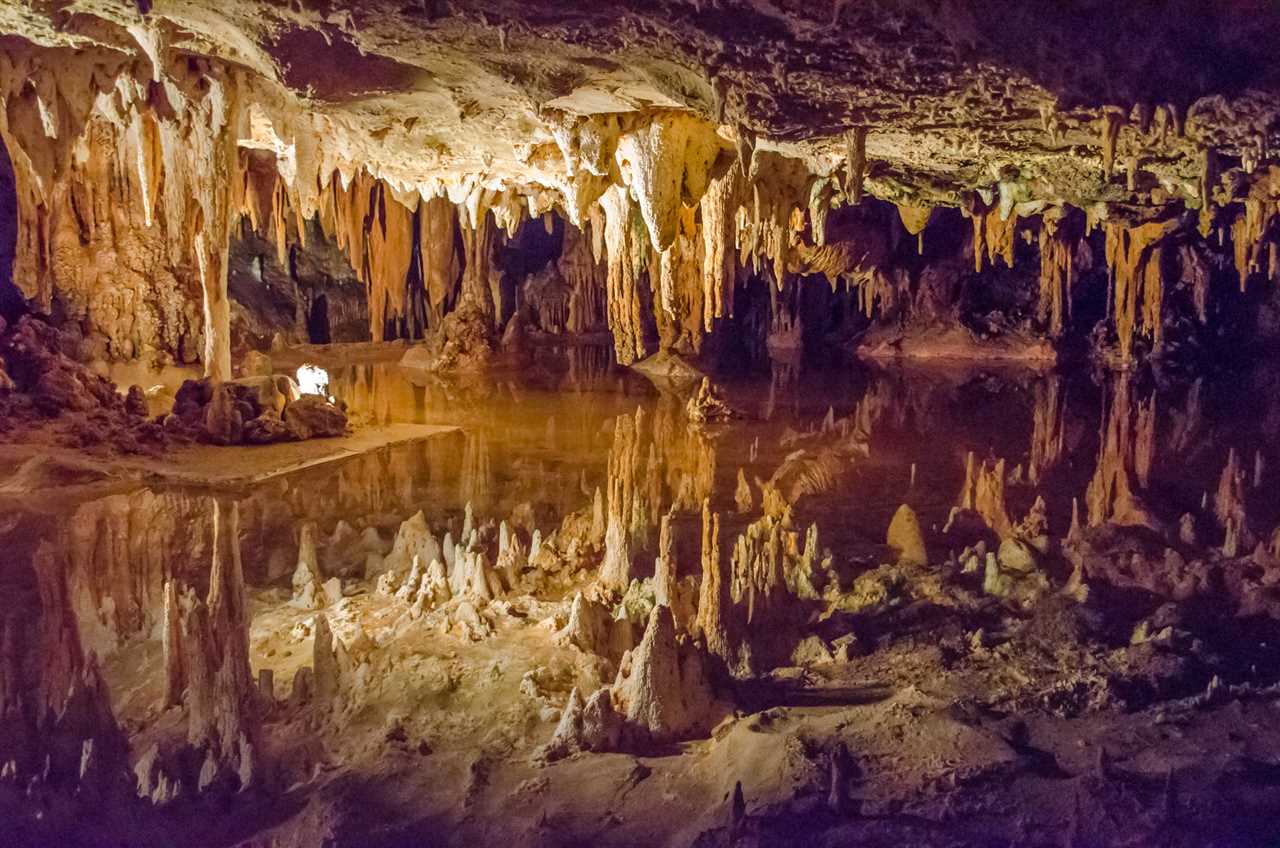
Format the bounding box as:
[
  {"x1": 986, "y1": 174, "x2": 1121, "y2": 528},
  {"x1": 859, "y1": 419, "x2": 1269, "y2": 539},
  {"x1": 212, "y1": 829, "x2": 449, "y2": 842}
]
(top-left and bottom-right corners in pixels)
[{"x1": 1, "y1": 4, "x2": 1280, "y2": 373}]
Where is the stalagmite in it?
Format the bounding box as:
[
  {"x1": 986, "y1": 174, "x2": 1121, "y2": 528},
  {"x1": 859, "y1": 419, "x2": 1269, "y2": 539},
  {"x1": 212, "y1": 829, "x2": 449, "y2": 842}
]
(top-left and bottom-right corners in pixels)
[
  {"x1": 958, "y1": 453, "x2": 1013, "y2": 539},
  {"x1": 735, "y1": 469, "x2": 754, "y2": 513},
  {"x1": 611, "y1": 606, "x2": 716, "y2": 746},
  {"x1": 886, "y1": 504, "x2": 928, "y2": 566}
]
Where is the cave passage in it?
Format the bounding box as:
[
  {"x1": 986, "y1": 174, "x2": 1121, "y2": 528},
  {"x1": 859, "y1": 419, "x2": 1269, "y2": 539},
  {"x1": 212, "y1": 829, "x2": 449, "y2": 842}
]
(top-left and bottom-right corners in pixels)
[{"x1": 7, "y1": 4, "x2": 1280, "y2": 847}]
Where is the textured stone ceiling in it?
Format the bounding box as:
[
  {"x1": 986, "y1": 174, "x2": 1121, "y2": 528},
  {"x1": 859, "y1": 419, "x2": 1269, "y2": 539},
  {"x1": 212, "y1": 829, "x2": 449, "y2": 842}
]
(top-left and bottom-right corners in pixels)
[{"x1": 6, "y1": 0, "x2": 1280, "y2": 207}]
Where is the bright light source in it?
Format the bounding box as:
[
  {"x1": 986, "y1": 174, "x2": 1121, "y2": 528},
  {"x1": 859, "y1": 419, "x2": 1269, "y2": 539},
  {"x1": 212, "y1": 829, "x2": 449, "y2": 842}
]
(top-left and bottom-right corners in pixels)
[{"x1": 296, "y1": 364, "x2": 330, "y2": 396}]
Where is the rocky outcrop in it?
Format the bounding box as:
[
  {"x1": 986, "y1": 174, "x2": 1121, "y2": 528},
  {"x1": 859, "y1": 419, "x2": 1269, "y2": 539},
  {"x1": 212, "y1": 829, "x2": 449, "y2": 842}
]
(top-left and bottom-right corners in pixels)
[{"x1": 544, "y1": 605, "x2": 718, "y2": 758}]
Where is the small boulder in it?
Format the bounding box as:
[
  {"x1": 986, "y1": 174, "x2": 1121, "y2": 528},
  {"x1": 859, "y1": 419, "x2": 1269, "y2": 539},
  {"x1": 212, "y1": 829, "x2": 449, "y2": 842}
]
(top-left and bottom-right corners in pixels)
[
  {"x1": 284, "y1": 395, "x2": 347, "y2": 439},
  {"x1": 243, "y1": 412, "x2": 295, "y2": 445}
]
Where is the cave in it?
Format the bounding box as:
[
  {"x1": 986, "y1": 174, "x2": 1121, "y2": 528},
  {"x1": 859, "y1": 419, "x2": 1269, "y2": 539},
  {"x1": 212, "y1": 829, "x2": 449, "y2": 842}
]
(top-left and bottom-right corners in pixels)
[{"x1": 5, "y1": 3, "x2": 1280, "y2": 847}]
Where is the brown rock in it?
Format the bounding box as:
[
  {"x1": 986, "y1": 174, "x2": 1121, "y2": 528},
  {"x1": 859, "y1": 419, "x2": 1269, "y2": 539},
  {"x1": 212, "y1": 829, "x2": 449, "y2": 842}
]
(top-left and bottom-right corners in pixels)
[
  {"x1": 125, "y1": 384, "x2": 149, "y2": 417},
  {"x1": 203, "y1": 383, "x2": 244, "y2": 445},
  {"x1": 284, "y1": 394, "x2": 347, "y2": 439},
  {"x1": 243, "y1": 411, "x2": 295, "y2": 445}
]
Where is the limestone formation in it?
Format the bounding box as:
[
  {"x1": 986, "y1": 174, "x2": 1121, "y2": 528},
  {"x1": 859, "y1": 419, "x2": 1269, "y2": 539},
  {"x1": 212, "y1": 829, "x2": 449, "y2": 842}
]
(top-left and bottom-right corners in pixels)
[
  {"x1": 290, "y1": 523, "x2": 325, "y2": 610},
  {"x1": 886, "y1": 504, "x2": 928, "y2": 566},
  {"x1": 611, "y1": 606, "x2": 717, "y2": 746}
]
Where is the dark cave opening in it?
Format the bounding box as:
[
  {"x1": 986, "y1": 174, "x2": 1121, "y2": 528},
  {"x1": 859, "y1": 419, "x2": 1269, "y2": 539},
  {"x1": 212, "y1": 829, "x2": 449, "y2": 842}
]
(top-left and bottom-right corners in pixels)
[{"x1": 0, "y1": 135, "x2": 23, "y2": 323}]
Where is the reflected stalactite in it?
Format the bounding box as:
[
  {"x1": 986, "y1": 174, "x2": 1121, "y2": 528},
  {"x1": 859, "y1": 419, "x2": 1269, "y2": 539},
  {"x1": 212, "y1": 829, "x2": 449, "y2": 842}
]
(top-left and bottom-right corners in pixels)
[
  {"x1": 327, "y1": 362, "x2": 423, "y2": 427},
  {"x1": 168, "y1": 498, "x2": 259, "y2": 791},
  {"x1": 0, "y1": 541, "x2": 131, "y2": 796},
  {"x1": 459, "y1": 431, "x2": 494, "y2": 511},
  {"x1": 958, "y1": 452, "x2": 1014, "y2": 539},
  {"x1": 1029, "y1": 376, "x2": 1066, "y2": 484},
  {"x1": 1085, "y1": 375, "x2": 1158, "y2": 528},
  {"x1": 64, "y1": 491, "x2": 214, "y2": 659},
  {"x1": 601, "y1": 408, "x2": 648, "y2": 591}
]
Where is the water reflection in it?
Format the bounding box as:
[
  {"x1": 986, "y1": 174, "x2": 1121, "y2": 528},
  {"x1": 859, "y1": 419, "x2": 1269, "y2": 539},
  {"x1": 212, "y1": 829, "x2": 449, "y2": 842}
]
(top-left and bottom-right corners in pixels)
[{"x1": 5, "y1": 344, "x2": 1280, "y2": 821}]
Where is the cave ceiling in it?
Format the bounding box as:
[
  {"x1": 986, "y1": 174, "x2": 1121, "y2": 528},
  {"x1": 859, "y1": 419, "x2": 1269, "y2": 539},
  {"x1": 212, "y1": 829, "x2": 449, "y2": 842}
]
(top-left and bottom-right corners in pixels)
[{"x1": 5, "y1": 0, "x2": 1280, "y2": 211}]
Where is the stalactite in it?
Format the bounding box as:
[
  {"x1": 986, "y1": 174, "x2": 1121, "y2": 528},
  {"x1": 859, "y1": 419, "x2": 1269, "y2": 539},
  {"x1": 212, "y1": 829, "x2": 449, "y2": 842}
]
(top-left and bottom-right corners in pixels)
[
  {"x1": 739, "y1": 150, "x2": 814, "y2": 290},
  {"x1": 0, "y1": 56, "x2": 244, "y2": 373},
  {"x1": 1226, "y1": 166, "x2": 1280, "y2": 291},
  {"x1": 844, "y1": 126, "x2": 868, "y2": 204},
  {"x1": 896, "y1": 204, "x2": 932, "y2": 254},
  {"x1": 656, "y1": 206, "x2": 705, "y2": 352},
  {"x1": 966, "y1": 194, "x2": 1017, "y2": 273},
  {"x1": 700, "y1": 160, "x2": 742, "y2": 332},
  {"x1": 317, "y1": 171, "x2": 426, "y2": 339},
  {"x1": 419, "y1": 194, "x2": 460, "y2": 327},
  {"x1": 458, "y1": 189, "x2": 501, "y2": 325},
  {"x1": 1103, "y1": 214, "x2": 1180, "y2": 363},
  {"x1": 559, "y1": 222, "x2": 607, "y2": 333},
  {"x1": 613, "y1": 111, "x2": 725, "y2": 252},
  {"x1": 1037, "y1": 207, "x2": 1080, "y2": 337},
  {"x1": 599, "y1": 185, "x2": 648, "y2": 364}
]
